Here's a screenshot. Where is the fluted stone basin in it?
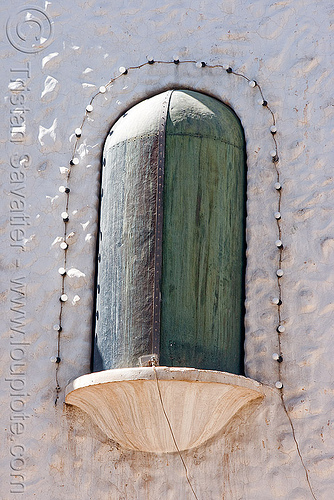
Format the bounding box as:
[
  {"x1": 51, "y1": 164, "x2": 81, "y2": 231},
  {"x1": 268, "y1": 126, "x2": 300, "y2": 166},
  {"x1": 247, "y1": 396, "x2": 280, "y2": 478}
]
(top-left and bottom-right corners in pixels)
[{"x1": 65, "y1": 367, "x2": 265, "y2": 453}]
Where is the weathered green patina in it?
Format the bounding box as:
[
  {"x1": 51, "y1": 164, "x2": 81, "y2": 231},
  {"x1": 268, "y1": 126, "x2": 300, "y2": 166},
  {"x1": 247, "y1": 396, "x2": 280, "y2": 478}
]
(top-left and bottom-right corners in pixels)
[
  {"x1": 93, "y1": 90, "x2": 246, "y2": 374},
  {"x1": 160, "y1": 91, "x2": 245, "y2": 373}
]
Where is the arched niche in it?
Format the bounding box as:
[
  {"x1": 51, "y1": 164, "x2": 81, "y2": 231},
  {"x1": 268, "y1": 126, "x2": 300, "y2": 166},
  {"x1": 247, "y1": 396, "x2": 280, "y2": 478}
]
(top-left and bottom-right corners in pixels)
[
  {"x1": 66, "y1": 89, "x2": 266, "y2": 454},
  {"x1": 93, "y1": 89, "x2": 246, "y2": 374}
]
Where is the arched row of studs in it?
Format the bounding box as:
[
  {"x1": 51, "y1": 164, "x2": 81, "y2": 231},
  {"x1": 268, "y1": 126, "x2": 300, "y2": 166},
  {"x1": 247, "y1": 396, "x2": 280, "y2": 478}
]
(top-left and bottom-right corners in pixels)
[{"x1": 52, "y1": 56, "x2": 284, "y2": 404}]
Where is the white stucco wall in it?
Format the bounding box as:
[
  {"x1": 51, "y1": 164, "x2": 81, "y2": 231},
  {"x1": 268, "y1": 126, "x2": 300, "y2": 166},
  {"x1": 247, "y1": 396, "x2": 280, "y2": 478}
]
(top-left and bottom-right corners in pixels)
[{"x1": 1, "y1": 1, "x2": 333, "y2": 498}]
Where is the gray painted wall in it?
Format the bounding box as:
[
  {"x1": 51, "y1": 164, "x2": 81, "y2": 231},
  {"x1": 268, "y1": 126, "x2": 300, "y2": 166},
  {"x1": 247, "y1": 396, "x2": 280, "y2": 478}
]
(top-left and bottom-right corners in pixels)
[{"x1": 0, "y1": 1, "x2": 332, "y2": 498}]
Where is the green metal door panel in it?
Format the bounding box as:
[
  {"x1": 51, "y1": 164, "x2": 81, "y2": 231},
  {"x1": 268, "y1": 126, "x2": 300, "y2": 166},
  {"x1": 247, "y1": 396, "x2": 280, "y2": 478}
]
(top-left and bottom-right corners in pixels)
[
  {"x1": 93, "y1": 89, "x2": 246, "y2": 375},
  {"x1": 160, "y1": 93, "x2": 245, "y2": 373},
  {"x1": 94, "y1": 136, "x2": 159, "y2": 370}
]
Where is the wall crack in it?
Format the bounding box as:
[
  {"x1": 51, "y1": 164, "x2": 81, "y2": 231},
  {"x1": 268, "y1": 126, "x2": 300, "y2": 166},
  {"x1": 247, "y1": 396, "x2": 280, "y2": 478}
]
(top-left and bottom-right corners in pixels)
[{"x1": 280, "y1": 393, "x2": 317, "y2": 500}]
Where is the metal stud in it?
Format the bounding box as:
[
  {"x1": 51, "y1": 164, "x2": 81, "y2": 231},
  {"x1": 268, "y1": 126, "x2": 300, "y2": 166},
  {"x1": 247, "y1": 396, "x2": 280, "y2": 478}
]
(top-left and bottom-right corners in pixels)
[
  {"x1": 270, "y1": 150, "x2": 279, "y2": 162},
  {"x1": 272, "y1": 353, "x2": 283, "y2": 363},
  {"x1": 50, "y1": 356, "x2": 61, "y2": 363}
]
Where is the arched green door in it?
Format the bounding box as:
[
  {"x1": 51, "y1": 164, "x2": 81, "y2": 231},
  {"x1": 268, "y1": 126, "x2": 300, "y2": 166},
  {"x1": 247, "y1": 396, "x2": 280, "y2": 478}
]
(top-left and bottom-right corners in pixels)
[{"x1": 93, "y1": 90, "x2": 246, "y2": 374}]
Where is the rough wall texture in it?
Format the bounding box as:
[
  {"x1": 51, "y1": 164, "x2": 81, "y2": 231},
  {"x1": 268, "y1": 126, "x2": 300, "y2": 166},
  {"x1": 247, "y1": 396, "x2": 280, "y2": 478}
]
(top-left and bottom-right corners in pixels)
[{"x1": 0, "y1": 0, "x2": 333, "y2": 498}]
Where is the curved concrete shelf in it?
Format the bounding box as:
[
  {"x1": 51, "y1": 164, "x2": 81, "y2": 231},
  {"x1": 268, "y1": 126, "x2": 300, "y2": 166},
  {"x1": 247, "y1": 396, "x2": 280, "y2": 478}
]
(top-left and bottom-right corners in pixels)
[{"x1": 65, "y1": 367, "x2": 265, "y2": 453}]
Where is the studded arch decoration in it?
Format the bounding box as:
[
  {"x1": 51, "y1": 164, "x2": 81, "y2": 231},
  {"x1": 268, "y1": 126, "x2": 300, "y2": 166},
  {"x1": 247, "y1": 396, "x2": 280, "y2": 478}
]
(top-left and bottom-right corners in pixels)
[{"x1": 53, "y1": 56, "x2": 284, "y2": 401}]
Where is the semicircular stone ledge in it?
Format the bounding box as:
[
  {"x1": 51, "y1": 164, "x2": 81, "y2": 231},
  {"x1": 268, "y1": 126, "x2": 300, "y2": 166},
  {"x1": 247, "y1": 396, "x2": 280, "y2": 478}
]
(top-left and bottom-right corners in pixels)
[{"x1": 65, "y1": 367, "x2": 268, "y2": 453}]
